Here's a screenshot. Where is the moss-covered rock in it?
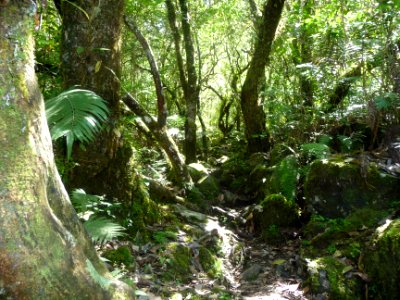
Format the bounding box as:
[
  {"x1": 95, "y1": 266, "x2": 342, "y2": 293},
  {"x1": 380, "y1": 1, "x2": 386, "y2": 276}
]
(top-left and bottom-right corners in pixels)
[
  {"x1": 103, "y1": 246, "x2": 134, "y2": 267},
  {"x1": 198, "y1": 247, "x2": 222, "y2": 279},
  {"x1": 197, "y1": 175, "x2": 220, "y2": 200},
  {"x1": 188, "y1": 163, "x2": 209, "y2": 182},
  {"x1": 164, "y1": 243, "x2": 192, "y2": 282},
  {"x1": 363, "y1": 219, "x2": 400, "y2": 299},
  {"x1": 255, "y1": 194, "x2": 300, "y2": 230},
  {"x1": 304, "y1": 155, "x2": 400, "y2": 218},
  {"x1": 305, "y1": 256, "x2": 362, "y2": 299}
]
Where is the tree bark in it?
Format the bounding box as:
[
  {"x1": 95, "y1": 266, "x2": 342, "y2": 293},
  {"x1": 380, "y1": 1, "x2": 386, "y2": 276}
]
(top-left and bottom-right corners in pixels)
[
  {"x1": 292, "y1": 0, "x2": 314, "y2": 107},
  {"x1": 59, "y1": 0, "x2": 133, "y2": 202},
  {"x1": 165, "y1": 0, "x2": 199, "y2": 164},
  {"x1": 0, "y1": 2, "x2": 134, "y2": 298},
  {"x1": 124, "y1": 16, "x2": 168, "y2": 128},
  {"x1": 123, "y1": 94, "x2": 193, "y2": 189},
  {"x1": 240, "y1": 0, "x2": 285, "y2": 153}
]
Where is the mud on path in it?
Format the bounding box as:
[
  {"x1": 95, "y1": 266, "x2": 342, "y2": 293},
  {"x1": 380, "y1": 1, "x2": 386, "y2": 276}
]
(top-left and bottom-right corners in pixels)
[{"x1": 130, "y1": 204, "x2": 309, "y2": 300}]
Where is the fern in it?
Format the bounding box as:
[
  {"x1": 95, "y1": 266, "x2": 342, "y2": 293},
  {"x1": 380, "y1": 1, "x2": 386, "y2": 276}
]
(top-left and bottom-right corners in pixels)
[
  {"x1": 84, "y1": 217, "x2": 126, "y2": 244},
  {"x1": 71, "y1": 188, "x2": 103, "y2": 213},
  {"x1": 45, "y1": 88, "x2": 109, "y2": 159}
]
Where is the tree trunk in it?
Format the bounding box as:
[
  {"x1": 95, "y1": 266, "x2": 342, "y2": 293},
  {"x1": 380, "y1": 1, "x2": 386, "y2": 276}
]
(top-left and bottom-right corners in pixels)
[
  {"x1": 59, "y1": 0, "x2": 132, "y2": 202},
  {"x1": 165, "y1": 0, "x2": 199, "y2": 164},
  {"x1": 0, "y1": 2, "x2": 134, "y2": 298},
  {"x1": 292, "y1": 0, "x2": 314, "y2": 107},
  {"x1": 122, "y1": 94, "x2": 193, "y2": 189},
  {"x1": 240, "y1": 0, "x2": 285, "y2": 153}
]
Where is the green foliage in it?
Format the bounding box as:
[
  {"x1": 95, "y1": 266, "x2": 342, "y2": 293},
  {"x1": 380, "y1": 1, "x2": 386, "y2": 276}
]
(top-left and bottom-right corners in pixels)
[
  {"x1": 102, "y1": 246, "x2": 134, "y2": 267},
  {"x1": 269, "y1": 155, "x2": 299, "y2": 202},
  {"x1": 84, "y1": 217, "x2": 126, "y2": 244},
  {"x1": 45, "y1": 88, "x2": 109, "y2": 159},
  {"x1": 262, "y1": 224, "x2": 282, "y2": 244},
  {"x1": 300, "y1": 143, "x2": 330, "y2": 160},
  {"x1": 153, "y1": 230, "x2": 177, "y2": 244},
  {"x1": 71, "y1": 189, "x2": 125, "y2": 244}
]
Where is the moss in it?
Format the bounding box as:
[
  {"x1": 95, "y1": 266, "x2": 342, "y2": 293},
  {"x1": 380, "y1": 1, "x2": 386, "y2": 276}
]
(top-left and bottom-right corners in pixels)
[
  {"x1": 103, "y1": 246, "x2": 134, "y2": 267},
  {"x1": 262, "y1": 224, "x2": 284, "y2": 244},
  {"x1": 164, "y1": 243, "x2": 192, "y2": 282},
  {"x1": 197, "y1": 175, "x2": 220, "y2": 200},
  {"x1": 363, "y1": 219, "x2": 400, "y2": 299},
  {"x1": 188, "y1": 163, "x2": 209, "y2": 182},
  {"x1": 198, "y1": 247, "x2": 222, "y2": 279},
  {"x1": 304, "y1": 156, "x2": 400, "y2": 218},
  {"x1": 306, "y1": 256, "x2": 362, "y2": 299},
  {"x1": 257, "y1": 194, "x2": 300, "y2": 229}
]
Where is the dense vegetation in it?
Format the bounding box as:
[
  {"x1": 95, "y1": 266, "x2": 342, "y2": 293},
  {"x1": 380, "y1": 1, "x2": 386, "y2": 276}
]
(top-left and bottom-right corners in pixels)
[{"x1": 1, "y1": 0, "x2": 400, "y2": 298}]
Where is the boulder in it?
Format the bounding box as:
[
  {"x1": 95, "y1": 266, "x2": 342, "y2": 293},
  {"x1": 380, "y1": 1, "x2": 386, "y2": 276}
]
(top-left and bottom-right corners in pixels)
[
  {"x1": 363, "y1": 218, "x2": 400, "y2": 298},
  {"x1": 304, "y1": 256, "x2": 362, "y2": 299},
  {"x1": 188, "y1": 163, "x2": 209, "y2": 182},
  {"x1": 304, "y1": 155, "x2": 400, "y2": 218}
]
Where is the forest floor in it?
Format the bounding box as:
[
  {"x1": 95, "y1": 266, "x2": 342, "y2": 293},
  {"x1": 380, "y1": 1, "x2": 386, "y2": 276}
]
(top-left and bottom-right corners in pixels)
[{"x1": 129, "y1": 202, "x2": 309, "y2": 300}]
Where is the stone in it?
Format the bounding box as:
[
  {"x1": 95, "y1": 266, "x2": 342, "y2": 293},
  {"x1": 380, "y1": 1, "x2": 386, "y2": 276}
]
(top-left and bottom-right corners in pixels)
[
  {"x1": 363, "y1": 219, "x2": 400, "y2": 298},
  {"x1": 304, "y1": 155, "x2": 400, "y2": 218},
  {"x1": 241, "y1": 264, "x2": 263, "y2": 281}
]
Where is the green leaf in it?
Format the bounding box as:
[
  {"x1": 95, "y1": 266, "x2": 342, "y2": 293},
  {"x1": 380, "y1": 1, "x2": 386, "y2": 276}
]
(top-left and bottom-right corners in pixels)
[
  {"x1": 84, "y1": 217, "x2": 126, "y2": 244},
  {"x1": 45, "y1": 89, "x2": 109, "y2": 160}
]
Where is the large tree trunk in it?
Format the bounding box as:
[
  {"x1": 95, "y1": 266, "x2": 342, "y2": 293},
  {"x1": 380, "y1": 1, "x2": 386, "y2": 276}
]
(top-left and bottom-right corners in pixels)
[
  {"x1": 240, "y1": 0, "x2": 285, "y2": 153},
  {"x1": 59, "y1": 0, "x2": 132, "y2": 201},
  {"x1": 0, "y1": 2, "x2": 134, "y2": 298}
]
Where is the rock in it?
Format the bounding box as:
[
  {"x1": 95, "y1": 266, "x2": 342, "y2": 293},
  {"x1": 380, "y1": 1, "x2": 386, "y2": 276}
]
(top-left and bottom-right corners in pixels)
[
  {"x1": 173, "y1": 204, "x2": 207, "y2": 223},
  {"x1": 254, "y1": 194, "x2": 300, "y2": 231},
  {"x1": 197, "y1": 175, "x2": 220, "y2": 200},
  {"x1": 188, "y1": 163, "x2": 209, "y2": 182},
  {"x1": 198, "y1": 246, "x2": 222, "y2": 278},
  {"x1": 304, "y1": 155, "x2": 400, "y2": 218},
  {"x1": 363, "y1": 219, "x2": 400, "y2": 298},
  {"x1": 304, "y1": 256, "x2": 362, "y2": 299},
  {"x1": 241, "y1": 264, "x2": 263, "y2": 281},
  {"x1": 164, "y1": 243, "x2": 193, "y2": 283}
]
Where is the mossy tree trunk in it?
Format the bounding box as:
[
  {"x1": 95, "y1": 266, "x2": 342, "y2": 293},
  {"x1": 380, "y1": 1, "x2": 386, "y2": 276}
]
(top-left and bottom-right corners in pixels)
[
  {"x1": 0, "y1": 2, "x2": 134, "y2": 298},
  {"x1": 165, "y1": 0, "x2": 199, "y2": 164},
  {"x1": 240, "y1": 0, "x2": 285, "y2": 154},
  {"x1": 59, "y1": 0, "x2": 133, "y2": 201}
]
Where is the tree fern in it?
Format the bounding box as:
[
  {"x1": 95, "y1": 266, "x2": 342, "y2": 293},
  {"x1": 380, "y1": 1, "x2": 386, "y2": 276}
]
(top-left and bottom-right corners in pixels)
[{"x1": 45, "y1": 88, "x2": 109, "y2": 159}]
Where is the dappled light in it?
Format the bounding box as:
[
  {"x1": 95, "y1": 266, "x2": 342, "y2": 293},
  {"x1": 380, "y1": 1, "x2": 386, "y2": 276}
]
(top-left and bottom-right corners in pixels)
[{"x1": 1, "y1": 0, "x2": 400, "y2": 298}]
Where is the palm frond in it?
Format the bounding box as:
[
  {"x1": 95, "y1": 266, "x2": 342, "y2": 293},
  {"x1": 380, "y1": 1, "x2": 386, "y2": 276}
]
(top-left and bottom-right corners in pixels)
[
  {"x1": 84, "y1": 216, "x2": 126, "y2": 244},
  {"x1": 45, "y1": 88, "x2": 109, "y2": 159}
]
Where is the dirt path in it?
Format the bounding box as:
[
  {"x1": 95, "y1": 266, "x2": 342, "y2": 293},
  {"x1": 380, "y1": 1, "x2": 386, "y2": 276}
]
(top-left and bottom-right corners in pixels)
[{"x1": 132, "y1": 204, "x2": 309, "y2": 299}]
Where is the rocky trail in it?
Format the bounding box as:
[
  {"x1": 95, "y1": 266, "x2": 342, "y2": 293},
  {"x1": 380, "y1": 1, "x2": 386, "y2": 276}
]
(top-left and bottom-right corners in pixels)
[{"x1": 127, "y1": 202, "x2": 309, "y2": 300}]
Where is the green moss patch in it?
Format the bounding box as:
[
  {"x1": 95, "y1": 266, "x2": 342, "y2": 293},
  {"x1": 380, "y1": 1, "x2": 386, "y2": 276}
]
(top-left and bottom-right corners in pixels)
[
  {"x1": 305, "y1": 256, "x2": 362, "y2": 299},
  {"x1": 304, "y1": 156, "x2": 400, "y2": 218},
  {"x1": 103, "y1": 246, "x2": 134, "y2": 267},
  {"x1": 363, "y1": 219, "x2": 400, "y2": 299}
]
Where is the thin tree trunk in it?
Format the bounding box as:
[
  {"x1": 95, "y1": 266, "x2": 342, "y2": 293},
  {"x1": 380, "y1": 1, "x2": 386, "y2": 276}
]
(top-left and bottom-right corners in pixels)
[
  {"x1": 165, "y1": 0, "x2": 199, "y2": 164},
  {"x1": 123, "y1": 94, "x2": 193, "y2": 189},
  {"x1": 0, "y1": 2, "x2": 133, "y2": 298},
  {"x1": 240, "y1": 0, "x2": 285, "y2": 153},
  {"x1": 124, "y1": 16, "x2": 168, "y2": 128}
]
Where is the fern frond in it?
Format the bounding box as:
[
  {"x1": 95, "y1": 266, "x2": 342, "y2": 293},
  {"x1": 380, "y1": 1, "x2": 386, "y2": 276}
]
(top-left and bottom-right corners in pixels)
[
  {"x1": 84, "y1": 217, "x2": 126, "y2": 244},
  {"x1": 70, "y1": 188, "x2": 103, "y2": 213},
  {"x1": 45, "y1": 89, "x2": 109, "y2": 159}
]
